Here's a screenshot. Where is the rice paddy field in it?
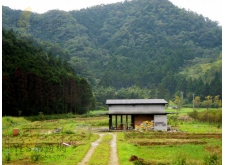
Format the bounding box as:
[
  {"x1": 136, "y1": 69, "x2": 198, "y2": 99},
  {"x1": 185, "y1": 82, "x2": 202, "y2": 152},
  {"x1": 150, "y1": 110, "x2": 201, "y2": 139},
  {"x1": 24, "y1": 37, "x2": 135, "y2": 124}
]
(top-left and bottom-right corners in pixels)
[{"x1": 2, "y1": 108, "x2": 222, "y2": 165}]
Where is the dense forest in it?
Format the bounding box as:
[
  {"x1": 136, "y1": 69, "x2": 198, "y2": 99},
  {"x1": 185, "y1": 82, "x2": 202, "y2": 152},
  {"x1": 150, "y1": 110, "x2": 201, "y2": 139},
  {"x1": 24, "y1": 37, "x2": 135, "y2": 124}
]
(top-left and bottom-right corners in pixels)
[
  {"x1": 2, "y1": 29, "x2": 95, "y2": 116},
  {"x1": 2, "y1": 0, "x2": 222, "y2": 110}
]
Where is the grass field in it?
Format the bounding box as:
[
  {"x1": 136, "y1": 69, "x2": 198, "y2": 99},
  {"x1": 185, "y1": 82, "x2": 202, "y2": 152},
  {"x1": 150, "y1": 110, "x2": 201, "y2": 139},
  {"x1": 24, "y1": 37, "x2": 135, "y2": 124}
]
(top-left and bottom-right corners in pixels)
[
  {"x1": 2, "y1": 108, "x2": 222, "y2": 165},
  {"x1": 117, "y1": 132, "x2": 222, "y2": 165},
  {"x1": 166, "y1": 107, "x2": 220, "y2": 115}
]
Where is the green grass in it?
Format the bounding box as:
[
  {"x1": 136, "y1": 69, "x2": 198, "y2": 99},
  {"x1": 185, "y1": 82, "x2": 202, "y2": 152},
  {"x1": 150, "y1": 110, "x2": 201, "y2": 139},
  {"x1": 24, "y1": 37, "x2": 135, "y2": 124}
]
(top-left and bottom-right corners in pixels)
[
  {"x1": 89, "y1": 134, "x2": 112, "y2": 165},
  {"x1": 89, "y1": 110, "x2": 108, "y2": 115},
  {"x1": 117, "y1": 132, "x2": 222, "y2": 165},
  {"x1": 166, "y1": 108, "x2": 221, "y2": 116},
  {"x1": 2, "y1": 132, "x2": 99, "y2": 164},
  {"x1": 117, "y1": 133, "x2": 137, "y2": 165},
  {"x1": 2, "y1": 111, "x2": 222, "y2": 165},
  {"x1": 177, "y1": 121, "x2": 221, "y2": 133},
  {"x1": 2, "y1": 116, "x2": 100, "y2": 165}
]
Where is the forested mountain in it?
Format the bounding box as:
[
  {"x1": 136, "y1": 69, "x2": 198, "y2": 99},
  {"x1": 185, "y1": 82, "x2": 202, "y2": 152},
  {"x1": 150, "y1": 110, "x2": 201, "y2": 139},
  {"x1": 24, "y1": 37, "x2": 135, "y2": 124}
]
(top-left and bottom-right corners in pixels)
[
  {"x1": 2, "y1": 0, "x2": 222, "y2": 106},
  {"x1": 2, "y1": 29, "x2": 95, "y2": 116}
]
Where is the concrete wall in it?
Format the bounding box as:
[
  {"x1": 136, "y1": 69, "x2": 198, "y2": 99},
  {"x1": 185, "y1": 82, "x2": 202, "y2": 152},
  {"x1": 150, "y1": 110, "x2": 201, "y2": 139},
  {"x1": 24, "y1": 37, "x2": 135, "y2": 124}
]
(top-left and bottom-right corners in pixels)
[{"x1": 154, "y1": 115, "x2": 167, "y2": 131}]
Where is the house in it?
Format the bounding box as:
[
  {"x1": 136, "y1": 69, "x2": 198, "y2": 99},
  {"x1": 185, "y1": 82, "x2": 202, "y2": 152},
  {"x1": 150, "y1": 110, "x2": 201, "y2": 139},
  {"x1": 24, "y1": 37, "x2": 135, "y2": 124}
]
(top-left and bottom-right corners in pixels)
[{"x1": 106, "y1": 99, "x2": 169, "y2": 131}]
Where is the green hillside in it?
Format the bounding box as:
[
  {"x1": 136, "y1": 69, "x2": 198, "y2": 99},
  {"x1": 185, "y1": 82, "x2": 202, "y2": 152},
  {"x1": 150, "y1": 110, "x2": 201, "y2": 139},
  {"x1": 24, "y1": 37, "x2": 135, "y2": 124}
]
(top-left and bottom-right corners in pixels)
[
  {"x1": 180, "y1": 54, "x2": 222, "y2": 83},
  {"x1": 2, "y1": 0, "x2": 222, "y2": 105},
  {"x1": 2, "y1": 29, "x2": 95, "y2": 116}
]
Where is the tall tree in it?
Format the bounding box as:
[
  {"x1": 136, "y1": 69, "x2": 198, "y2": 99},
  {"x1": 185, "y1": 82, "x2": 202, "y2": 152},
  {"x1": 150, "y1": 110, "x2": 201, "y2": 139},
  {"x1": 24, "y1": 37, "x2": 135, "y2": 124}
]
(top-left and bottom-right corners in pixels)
[
  {"x1": 202, "y1": 95, "x2": 213, "y2": 110},
  {"x1": 174, "y1": 96, "x2": 182, "y2": 114},
  {"x1": 194, "y1": 96, "x2": 201, "y2": 109}
]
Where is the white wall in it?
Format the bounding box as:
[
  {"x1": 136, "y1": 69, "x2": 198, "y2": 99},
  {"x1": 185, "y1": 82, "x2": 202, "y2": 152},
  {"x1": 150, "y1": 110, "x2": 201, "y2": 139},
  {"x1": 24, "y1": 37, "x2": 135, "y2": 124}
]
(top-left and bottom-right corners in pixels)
[
  {"x1": 154, "y1": 115, "x2": 167, "y2": 131},
  {"x1": 109, "y1": 104, "x2": 165, "y2": 114}
]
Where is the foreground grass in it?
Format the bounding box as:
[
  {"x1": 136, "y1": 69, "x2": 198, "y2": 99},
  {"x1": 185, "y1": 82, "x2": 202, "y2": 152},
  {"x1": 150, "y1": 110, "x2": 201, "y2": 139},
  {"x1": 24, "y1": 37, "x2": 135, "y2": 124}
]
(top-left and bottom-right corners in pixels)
[
  {"x1": 2, "y1": 116, "x2": 100, "y2": 165},
  {"x1": 89, "y1": 134, "x2": 112, "y2": 165},
  {"x1": 2, "y1": 110, "x2": 222, "y2": 165},
  {"x1": 117, "y1": 132, "x2": 222, "y2": 165},
  {"x1": 2, "y1": 133, "x2": 99, "y2": 165}
]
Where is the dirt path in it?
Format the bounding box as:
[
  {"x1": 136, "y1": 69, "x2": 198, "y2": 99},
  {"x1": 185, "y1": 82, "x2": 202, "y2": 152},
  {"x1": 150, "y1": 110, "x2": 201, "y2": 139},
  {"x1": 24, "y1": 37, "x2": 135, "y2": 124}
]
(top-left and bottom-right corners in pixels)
[
  {"x1": 78, "y1": 133, "x2": 119, "y2": 165},
  {"x1": 78, "y1": 133, "x2": 104, "y2": 165},
  {"x1": 109, "y1": 133, "x2": 119, "y2": 165}
]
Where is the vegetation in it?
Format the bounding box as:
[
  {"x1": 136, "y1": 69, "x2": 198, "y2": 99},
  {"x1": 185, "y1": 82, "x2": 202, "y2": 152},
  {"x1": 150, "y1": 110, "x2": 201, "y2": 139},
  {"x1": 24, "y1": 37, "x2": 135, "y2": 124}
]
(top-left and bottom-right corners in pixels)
[
  {"x1": 2, "y1": 0, "x2": 222, "y2": 107},
  {"x1": 89, "y1": 134, "x2": 112, "y2": 165},
  {"x1": 2, "y1": 107, "x2": 222, "y2": 164},
  {"x1": 118, "y1": 132, "x2": 221, "y2": 165},
  {"x1": 188, "y1": 110, "x2": 222, "y2": 124},
  {"x1": 2, "y1": 0, "x2": 222, "y2": 164},
  {"x1": 2, "y1": 116, "x2": 100, "y2": 164},
  {"x1": 2, "y1": 29, "x2": 95, "y2": 116}
]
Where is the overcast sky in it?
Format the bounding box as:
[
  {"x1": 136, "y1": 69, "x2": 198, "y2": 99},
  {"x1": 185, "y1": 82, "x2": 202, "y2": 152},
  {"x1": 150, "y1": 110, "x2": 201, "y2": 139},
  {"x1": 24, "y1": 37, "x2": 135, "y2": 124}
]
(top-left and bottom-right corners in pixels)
[{"x1": 1, "y1": 0, "x2": 223, "y2": 25}]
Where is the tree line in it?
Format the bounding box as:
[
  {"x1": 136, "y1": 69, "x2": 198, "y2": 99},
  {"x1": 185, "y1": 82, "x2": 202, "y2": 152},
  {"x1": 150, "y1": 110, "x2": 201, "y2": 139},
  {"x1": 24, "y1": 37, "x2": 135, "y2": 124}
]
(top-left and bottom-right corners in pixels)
[
  {"x1": 2, "y1": 29, "x2": 95, "y2": 116},
  {"x1": 94, "y1": 75, "x2": 222, "y2": 108}
]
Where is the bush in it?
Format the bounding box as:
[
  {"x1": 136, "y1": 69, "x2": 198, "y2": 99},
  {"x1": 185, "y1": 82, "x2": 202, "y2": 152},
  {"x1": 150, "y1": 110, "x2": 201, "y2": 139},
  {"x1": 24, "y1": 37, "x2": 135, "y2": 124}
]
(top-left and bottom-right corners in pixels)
[
  {"x1": 187, "y1": 110, "x2": 198, "y2": 120},
  {"x1": 188, "y1": 110, "x2": 222, "y2": 124},
  {"x1": 63, "y1": 130, "x2": 74, "y2": 134}
]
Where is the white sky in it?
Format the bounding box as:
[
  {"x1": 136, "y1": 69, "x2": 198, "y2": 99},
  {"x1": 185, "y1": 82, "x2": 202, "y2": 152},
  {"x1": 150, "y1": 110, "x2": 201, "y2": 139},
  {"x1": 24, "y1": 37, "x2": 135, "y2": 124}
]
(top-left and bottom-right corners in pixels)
[{"x1": 1, "y1": 0, "x2": 223, "y2": 25}]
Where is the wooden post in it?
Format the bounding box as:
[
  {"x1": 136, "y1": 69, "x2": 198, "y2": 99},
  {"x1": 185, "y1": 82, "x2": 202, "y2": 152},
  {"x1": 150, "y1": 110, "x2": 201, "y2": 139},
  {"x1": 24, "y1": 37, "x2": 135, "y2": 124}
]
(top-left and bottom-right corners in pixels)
[
  {"x1": 115, "y1": 115, "x2": 117, "y2": 128},
  {"x1": 126, "y1": 115, "x2": 128, "y2": 129},
  {"x1": 131, "y1": 115, "x2": 135, "y2": 129},
  {"x1": 121, "y1": 115, "x2": 123, "y2": 129},
  {"x1": 109, "y1": 115, "x2": 112, "y2": 131}
]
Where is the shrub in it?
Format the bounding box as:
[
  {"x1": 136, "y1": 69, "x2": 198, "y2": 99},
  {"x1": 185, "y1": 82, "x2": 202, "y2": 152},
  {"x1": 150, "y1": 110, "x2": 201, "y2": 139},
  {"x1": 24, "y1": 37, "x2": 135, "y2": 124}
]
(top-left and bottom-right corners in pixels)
[
  {"x1": 204, "y1": 153, "x2": 221, "y2": 165},
  {"x1": 63, "y1": 130, "x2": 74, "y2": 134},
  {"x1": 188, "y1": 110, "x2": 222, "y2": 124},
  {"x1": 187, "y1": 110, "x2": 198, "y2": 120}
]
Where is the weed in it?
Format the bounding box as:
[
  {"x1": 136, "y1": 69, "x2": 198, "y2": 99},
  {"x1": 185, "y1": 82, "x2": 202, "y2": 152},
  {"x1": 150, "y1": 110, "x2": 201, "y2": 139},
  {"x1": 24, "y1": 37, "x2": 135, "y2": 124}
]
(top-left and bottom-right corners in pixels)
[
  {"x1": 30, "y1": 146, "x2": 42, "y2": 161},
  {"x1": 172, "y1": 153, "x2": 187, "y2": 165},
  {"x1": 204, "y1": 153, "x2": 221, "y2": 165},
  {"x1": 133, "y1": 160, "x2": 143, "y2": 165},
  {"x1": 4, "y1": 151, "x2": 11, "y2": 162},
  {"x1": 4, "y1": 116, "x2": 14, "y2": 124},
  {"x1": 63, "y1": 130, "x2": 74, "y2": 134}
]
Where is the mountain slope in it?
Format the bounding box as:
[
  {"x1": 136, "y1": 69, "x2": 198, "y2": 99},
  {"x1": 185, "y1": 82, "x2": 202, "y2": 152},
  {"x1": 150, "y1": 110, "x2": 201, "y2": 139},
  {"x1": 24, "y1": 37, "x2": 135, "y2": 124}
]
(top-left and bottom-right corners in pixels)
[
  {"x1": 2, "y1": 29, "x2": 95, "y2": 115},
  {"x1": 2, "y1": 0, "x2": 222, "y2": 97}
]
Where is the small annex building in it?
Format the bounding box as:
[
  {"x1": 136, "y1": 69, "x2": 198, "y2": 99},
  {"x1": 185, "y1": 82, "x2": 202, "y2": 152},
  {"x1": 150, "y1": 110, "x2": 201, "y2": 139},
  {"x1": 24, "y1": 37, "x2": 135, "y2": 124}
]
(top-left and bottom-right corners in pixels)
[{"x1": 106, "y1": 99, "x2": 169, "y2": 131}]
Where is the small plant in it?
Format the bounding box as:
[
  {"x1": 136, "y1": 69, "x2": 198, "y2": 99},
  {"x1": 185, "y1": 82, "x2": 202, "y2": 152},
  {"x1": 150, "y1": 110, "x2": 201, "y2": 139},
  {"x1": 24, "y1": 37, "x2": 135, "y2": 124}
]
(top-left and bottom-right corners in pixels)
[
  {"x1": 133, "y1": 160, "x2": 143, "y2": 165},
  {"x1": 172, "y1": 152, "x2": 188, "y2": 165},
  {"x1": 5, "y1": 116, "x2": 14, "y2": 124},
  {"x1": 66, "y1": 111, "x2": 73, "y2": 118},
  {"x1": 30, "y1": 145, "x2": 42, "y2": 161},
  {"x1": 4, "y1": 151, "x2": 11, "y2": 162},
  {"x1": 63, "y1": 130, "x2": 74, "y2": 134},
  {"x1": 204, "y1": 153, "x2": 221, "y2": 165},
  {"x1": 38, "y1": 112, "x2": 44, "y2": 121}
]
